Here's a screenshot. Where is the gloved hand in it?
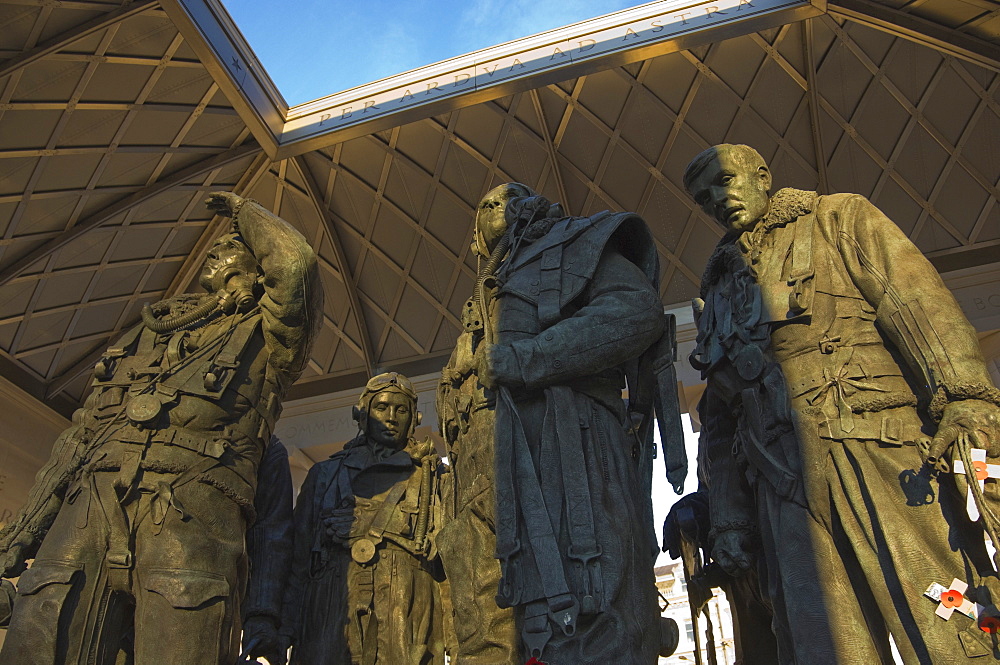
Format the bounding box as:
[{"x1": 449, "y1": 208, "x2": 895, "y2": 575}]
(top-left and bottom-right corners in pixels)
[
  {"x1": 205, "y1": 191, "x2": 244, "y2": 219},
  {"x1": 477, "y1": 342, "x2": 498, "y2": 390},
  {"x1": 711, "y1": 529, "x2": 753, "y2": 576},
  {"x1": 925, "y1": 399, "x2": 1000, "y2": 467},
  {"x1": 444, "y1": 333, "x2": 477, "y2": 381},
  {"x1": 443, "y1": 334, "x2": 501, "y2": 390},
  {"x1": 406, "y1": 438, "x2": 436, "y2": 462},
  {"x1": 241, "y1": 615, "x2": 288, "y2": 665},
  {"x1": 321, "y1": 507, "x2": 356, "y2": 544},
  {"x1": 0, "y1": 539, "x2": 30, "y2": 579},
  {"x1": 661, "y1": 492, "x2": 710, "y2": 558}
]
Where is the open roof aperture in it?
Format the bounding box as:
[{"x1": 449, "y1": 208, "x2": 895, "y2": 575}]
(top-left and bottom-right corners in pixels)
[{"x1": 222, "y1": 0, "x2": 641, "y2": 106}]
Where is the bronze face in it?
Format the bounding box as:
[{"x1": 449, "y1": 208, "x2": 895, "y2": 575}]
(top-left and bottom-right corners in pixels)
[
  {"x1": 199, "y1": 234, "x2": 257, "y2": 293},
  {"x1": 475, "y1": 186, "x2": 516, "y2": 256},
  {"x1": 687, "y1": 148, "x2": 771, "y2": 234},
  {"x1": 475, "y1": 183, "x2": 536, "y2": 256},
  {"x1": 366, "y1": 391, "x2": 414, "y2": 448}
]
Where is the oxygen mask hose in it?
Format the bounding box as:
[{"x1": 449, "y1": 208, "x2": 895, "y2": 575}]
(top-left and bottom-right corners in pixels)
[
  {"x1": 474, "y1": 233, "x2": 511, "y2": 305},
  {"x1": 141, "y1": 266, "x2": 257, "y2": 333},
  {"x1": 141, "y1": 296, "x2": 220, "y2": 334},
  {"x1": 472, "y1": 195, "x2": 547, "y2": 308},
  {"x1": 474, "y1": 232, "x2": 510, "y2": 346}
]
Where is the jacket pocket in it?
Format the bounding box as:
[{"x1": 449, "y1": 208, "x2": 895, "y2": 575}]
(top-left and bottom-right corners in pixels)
[
  {"x1": 143, "y1": 568, "x2": 229, "y2": 609},
  {"x1": 139, "y1": 568, "x2": 232, "y2": 661},
  {"x1": 6, "y1": 560, "x2": 83, "y2": 661},
  {"x1": 16, "y1": 559, "x2": 81, "y2": 596},
  {"x1": 496, "y1": 298, "x2": 540, "y2": 335}
]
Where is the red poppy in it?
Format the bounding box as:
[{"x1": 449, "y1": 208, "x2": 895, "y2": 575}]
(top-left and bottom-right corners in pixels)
[
  {"x1": 526, "y1": 658, "x2": 548, "y2": 665},
  {"x1": 942, "y1": 590, "x2": 965, "y2": 608},
  {"x1": 974, "y1": 460, "x2": 989, "y2": 481},
  {"x1": 980, "y1": 616, "x2": 1000, "y2": 634}
]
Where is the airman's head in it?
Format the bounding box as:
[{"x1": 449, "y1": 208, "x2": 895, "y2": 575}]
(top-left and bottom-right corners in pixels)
[
  {"x1": 474, "y1": 182, "x2": 537, "y2": 257},
  {"x1": 198, "y1": 232, "x2": 259, "y2": 294},
  {"x1": 353, "y1": 372, "x2": 420, "y2": 448},
  {"x1": 684, "y1": 144, "x2": 772, "y2": 234}
]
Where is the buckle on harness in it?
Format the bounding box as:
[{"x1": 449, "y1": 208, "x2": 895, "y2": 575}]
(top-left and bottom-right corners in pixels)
[
  {"x1": 496, "y1": 538, "x2": 523, "y2": 604},
  {"x1": 496, "y1": 536, "x2": 521, "y2": 561},
  {"x1": 522, "y1": 607, "x2": 553, "y2": 659},
  {"x1": 568, "y1": 544, "x2": 603, "y2": 614},
  {"x1": 547, "y1": 593, "x2": 579, "y2": 637}
]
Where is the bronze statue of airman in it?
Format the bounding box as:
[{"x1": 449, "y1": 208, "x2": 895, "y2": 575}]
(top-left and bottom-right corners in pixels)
[
  {"x1": 282, "y1": 372, "x2": 446, "y2": 665},
  {"x1": 0, "y1": 192, "x2": 322, "y2": 665},
  {"x1": 687, "y1": 144, "x2": 1000, "y2": 662},
  {"x1": 438, "y1": 183, "x2": 674, "y2": 664}
]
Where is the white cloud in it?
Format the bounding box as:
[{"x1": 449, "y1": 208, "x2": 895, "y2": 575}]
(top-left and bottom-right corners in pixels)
[{"x1": 453, "y1": 0, "x2": 636, "y2": 55}]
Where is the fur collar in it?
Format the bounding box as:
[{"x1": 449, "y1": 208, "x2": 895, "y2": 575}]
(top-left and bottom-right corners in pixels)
[{"x1": 758, "y1": 187, "x2": 814, "y2": 232}]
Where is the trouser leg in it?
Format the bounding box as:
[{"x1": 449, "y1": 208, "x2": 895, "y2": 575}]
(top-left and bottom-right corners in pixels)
[
  {"x1": 757, "y1": 486, "x2": 890, "y2": 665},
  {"x1": 131, "y1": 478, "x2": 246, "y2": 665},
  {"x1": 0, "y1": 476, "x2": 119, "y2": 665},
  {"x1": 532, "y1": 400, "x2": 661, "y2": 665},
  {"x1": 727, "y1": 569, "x2": 780, "y2": 665},
  {"x1": 437, "y1": 484, "x2": 518, "y2": 665},
  {"x1": 828, "y1": 441, "x2": 995, "y2": 664}
]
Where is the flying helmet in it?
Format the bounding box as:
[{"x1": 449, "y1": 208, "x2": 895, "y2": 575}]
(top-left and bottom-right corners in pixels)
[{"x1": 352, "y1": 372, "x2": 421, "y2": 439}]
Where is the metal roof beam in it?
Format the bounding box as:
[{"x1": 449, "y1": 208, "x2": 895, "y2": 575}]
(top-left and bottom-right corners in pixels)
[
  {"x1": 0, "y1": 288, "x2": 163, "y2": 329},
  {"x1": 1, "y1": 102, "x2": 238, "y2": 115},
  {"x1": 0, "y1": 141, "x2": 260, "y2": 287},
  {"x1": 5, "y1": 1, "x2": 126, "y2": 8},
  {"x1": 162, "y1": 151, "x2": 271, "y2": 298},
  {"x1": 291, "y1": 154, "x2": 376, "y2": 377},
  {"x1": 285, "y1": 349, "x2": 454, "y2": 402},
  {"x1": 803, "y1": 18, "x2": 830, "y2": 194},
  {"x1": 829, "y1": 0, "x2": 1000, "y2": 73},
  {"x1": 328, "y1": 199, "x2": 464, "y2": 332},
  {"x1": 0, "y1": 146, "x2": 227, "y2": 159},
  {"x1": 0, "y1": 0, "x2": 159, "y2": 81},
  {"x1": 528, "y1": 89, "x2": 570, "y2": 212},
  {"x1": 44, "y1": 53, "x2": 203, "y2": 68}
]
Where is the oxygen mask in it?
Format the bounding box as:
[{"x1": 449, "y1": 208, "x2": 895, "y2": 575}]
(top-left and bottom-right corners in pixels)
[
  {"x1": 201, "y1": 234, "x2": 260, "y2": 314},
  {"x1": 212, "y1": 266, "x2": 257, "y2": 314}
]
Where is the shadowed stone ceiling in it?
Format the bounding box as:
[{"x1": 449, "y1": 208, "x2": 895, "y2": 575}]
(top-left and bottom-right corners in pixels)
[{"x1": 0, "y1": 0, "x2": 998, "y2": 416}]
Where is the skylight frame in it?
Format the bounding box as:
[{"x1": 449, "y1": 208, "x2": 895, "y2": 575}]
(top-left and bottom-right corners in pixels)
[{"x1": 161, "y1": 0, "x2": 825, "y2": 159}]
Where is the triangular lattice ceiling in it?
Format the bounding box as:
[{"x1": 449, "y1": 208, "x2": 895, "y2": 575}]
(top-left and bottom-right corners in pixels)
[{"x1": 0, "y1": 0, "x2": 997, "y2": 414}]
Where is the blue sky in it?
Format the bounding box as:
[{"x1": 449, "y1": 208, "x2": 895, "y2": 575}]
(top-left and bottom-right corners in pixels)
[{"x1": 223, "y1": 0, "x2": 640, "y2": 106}]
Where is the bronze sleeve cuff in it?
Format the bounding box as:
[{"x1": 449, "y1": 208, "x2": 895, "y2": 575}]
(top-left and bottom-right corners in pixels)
[
  {"x1": 490, "y1": 343, "x2": 525, "y2": 389},
  {"x1": 709, "y1": 519, "x2": 756, "y2": 540},
  {"x1": 929, "y1": 383, "x2": 1000, "y2": 421}
]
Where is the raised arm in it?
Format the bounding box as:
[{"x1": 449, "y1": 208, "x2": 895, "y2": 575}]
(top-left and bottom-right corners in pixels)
[{"x1": 206, "y1": 192, "x2": 323, "y2": 383}]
